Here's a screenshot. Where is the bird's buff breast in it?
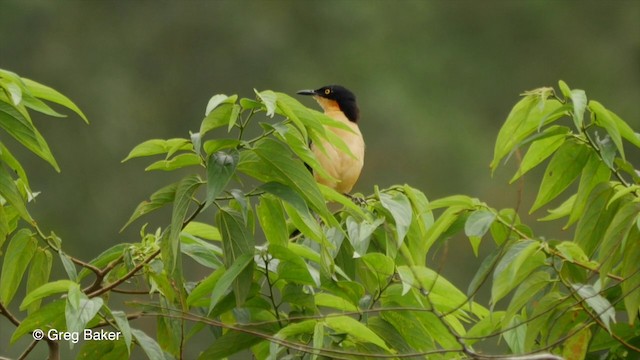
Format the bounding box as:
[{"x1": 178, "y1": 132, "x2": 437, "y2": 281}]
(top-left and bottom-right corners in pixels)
[{"x1": 312, "y1": 117, "x2": 364, "y2": 193}]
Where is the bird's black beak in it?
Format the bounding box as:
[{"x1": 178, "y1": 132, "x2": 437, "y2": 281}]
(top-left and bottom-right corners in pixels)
[{"x1": 296, "y1": 89, "x2": 317, "y2": 96}]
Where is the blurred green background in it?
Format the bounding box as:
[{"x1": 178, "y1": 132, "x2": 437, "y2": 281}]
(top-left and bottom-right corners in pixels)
[{"x1": 1, "y1": 0, "x2": 639, "y2": 357}]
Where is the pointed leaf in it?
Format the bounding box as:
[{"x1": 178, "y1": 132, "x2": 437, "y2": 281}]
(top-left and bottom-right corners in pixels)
[
  {"x1": 144, "y1": 153, "x2": 200, "y2": 171},
  {"x1": 22, "y1": 78, "x2": 88, "y2": 123},
  {"x1": 530, "y1": 140, "x2": 590, "y2": 213},
  {"x1": 252, "y1": 138, "x2": 332, "y2": 221},
  {"x1": 590, "y1": 100, "x2": 624, "y2": 160},
  {"x1": 492, "y1": 240, "x2": 545, "y2": 304},
  {"x1": 0, "y1": 164, "x2": 33, "y2": 223},
  {"x1": 571, "y1": 283, "x2": 616, "y2": 332},
  {"x1": 0, "y1": 229, "x2": 37, "y2": 304},
  {"x1": 11, "y1": 299, "x2": 65, "y2": 343},
  {"x1": 131, "y1": 328, "x2": 165, "y2": 360},
  {"x1": 26, "y1": 248, "x2": 52, "y2": 313},
  {"x1": 121, "y1": 182, "x2": 178, "y2": 230},
  {"x1": 256, "y1": 195, "x2": 288, "y2": 246},
  {"x1": 205, "y1": 150, "x2": 238, "y2": 206},
  {"x1": 566, "y1": 152, "x2": 611, "y2": 227},
  {"x1": 465, "y1": 209, "x2": 496, "y2": 238},
  {"x1": 324, "y1": 316, "x2": 391, "y2": 351},
  {"x1": 491, "y1": 93, "x2": 564, "y2": 171},
  {"x1": 200, "y1": 99, "x2": 237, "y2": 136},
  {"x1": 378, "y1": 192, "x2": 412, "y2": 246},
  {"x1": 208, "y1": 253, "x2": 253, "y2": 312},
  {"x1": 168, "y1": 175, "x2": 203, "y2": 268},
  {"x1": 510, "y1": 126, "x2": 569, "y2": 183},
  {"x1": 122, "y1": 138, "x2": 193, "y2": 162},
  {"x1": 216, "y1": 209, "x2": 255, "y2": 307},
  {"x1": 20, "y1": 279, "x2": 77, "y2": 310},
  {"x1": 569, "y1": 89, "x2": 587, "y2": 130}
]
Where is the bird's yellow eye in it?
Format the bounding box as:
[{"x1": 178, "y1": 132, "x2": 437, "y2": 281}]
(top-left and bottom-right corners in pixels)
[{"x1": 324, "y1": 88, "x2": 331, "y2": 95}]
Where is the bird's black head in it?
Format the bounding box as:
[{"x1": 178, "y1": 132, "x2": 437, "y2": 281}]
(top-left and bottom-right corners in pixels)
[{"x1": 297, "y1": 85, "x2": 360, "y2": 122}]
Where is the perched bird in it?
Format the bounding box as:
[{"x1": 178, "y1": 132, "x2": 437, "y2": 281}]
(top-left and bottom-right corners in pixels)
[{"x1": 297, "y1": 85, "x2": 365, "y2": 194}]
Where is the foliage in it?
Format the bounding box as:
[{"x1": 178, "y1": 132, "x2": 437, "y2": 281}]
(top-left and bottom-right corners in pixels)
[{"x1": 1, "y1": 69, "x2": 639, "y2": 360}]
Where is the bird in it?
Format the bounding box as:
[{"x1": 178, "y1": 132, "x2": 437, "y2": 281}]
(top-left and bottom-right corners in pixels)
[{"x1": 296, "y1": 85, "x2": 365, "y2": 194}]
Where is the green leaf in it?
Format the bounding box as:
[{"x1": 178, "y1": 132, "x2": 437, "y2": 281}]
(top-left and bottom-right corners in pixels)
[
  {"x1": 426, "y1": 194, "x2": 477, "y2": 211},
  {"x1": 357, "y1": 253, "x2": 395, "y2": 295},
  {"x1": 205, "y1": 150, "x2": 238, "y2": 206},
  {"x1": 317, "y1": 183, "x2": 367, "y2": 218},
  {"x1": 491, "y1": 93, "x2": 564, "y2": 172},
  {"x1": 510, "y1": 126, "x2": 569, "y2": 183},
  {"x1": 22, "y1": 78, "x2": 88, "y2": 123},
  {"x1": 378, "y1": 191, "x2": 412, "y2": 246},
  {"x1": 565, "y1": 152, "x2": 611, "y2": 227},
  {"x1": 557, "y1": 80, "x2": 571, "y2": 99},
  {"x1": 131, "y1": 328, "x2": 165, "y2": 360},
  {"x1": 465, "y1": 209, "x2": 496, "y2": 238},
  {"x1": 180, "y1": 234, "x2": 223, "y2": 269},
  {"x1": 404, "y1": 185, "x2": 435, "y2": 266},
  {"x1": 144, "y1": 153, "x2": 200, "y2": 171},
  {"x1": 312, "y1": 321, "x2": 325, "y2": 360},
  {"x1": 530, "y1": 140, "x2": 590, "y2": 213},
  {"x1": 275, "y1": 319, "x2": 317, "y2": 339},
  {"x1": 0, "y1": 139, "x2": 30, "y2": 189},
  {"x1": 26, "y1": 248, "x2": 52, "y2": 313},
  {"x1": 324, "y1": 316, "x2": 391, "y2": 351},
  {"x1": 0, "y1": 77, "x2": 23, "y2": 105},
  {"x1": 608, "y1": 109, "x2": 640, "y2": 148},
  {"x1": 621, "y1": 228, "x2": 640, "y2": 325},
  {"x1": 569, "y1": 89, "x2": 587, "y2": 130},
  {"x1": 598, "y1": 201, "x2": 640, "y2": 283},
  {"x1": 0, "y1": 164, "x2": 33, "y2": 223},
  {"x1": 556, "y1": 241, "x2": 590, "y2": 264},
  {"x1": 503, "y1": 271, "x2": 550, "y2": 329},
  {"x1": 198, "y1": 329, "x2": 264, "y2": 360},
  {"x1": 252, "y1": 138, "x2": 331, "y2": 221},
  {"x1": 11, "y1": 299, "x2": 65, "y2": 343},
  {"x1": 215, "y1": 209, "x2": 255, "y2": 308},
  {"x1": 187, "y1": 267, "x2": 224, "y2": 307},
  {"x1": 111, "y1": 310, "x2": 133, "y2": 353},
  {"x1": 202, "y1": 138, "x2": 241, "y2": 156},
  {"x1": 270, "y1": 244, "x2": 318, "y2": 285},
  {"x1": 315, "y1": 293, "x2": 359, "y2": 312},
  {"x1": 571, "y1": 283, "x2": 616, "y2": 332},
  {"x1": 182, "y1": 221, "x2": 221, "y2": 241},
  {"x1": 200, "y1": 99, "x2": 237, "y2": 136},
  {"x1": 167, "y1": 175, "x2": 202, "y2": 269},
  {"x1": 120, "y1": 181, "x2": 178, "y2": 231},
  {"x1": 20, "y1": 279, "x2": 77, "y2": 310},
  {"x1": 122, "y1": 138, "x2": 193, "y2": 162},
  {"x1": 538, "y1": 194, "x2": 575, "y2": 222},
  {"x1": 574, "y1": 183, "x2": 616, "y2": 257},
  {"x1": 255, "y1": 89, "x2": 277, "y2": 117},
  {"x1": 346, "y1": 216, "x2": 384, "y2": 258},
  {"x1": 422, "y1": 205, "x2": 465, "y2": 255},
  {"x1": 562, "y1": 326, "x2": 591, "y2": 360},
  {"x1": 0, "y1": 229, "x2": 37, "y2": 304},
  {"x1": 271, "y1": 122, "x2": 335, "y2": 182},
  {"x1": 492, "y1": 240, "x2": 546, "y2": 304},
  {"x1": 205, "y1": 94, "x2": 236, "y2": 116},
  {"x1": 59, "y1": 251, "x2": 78, "y2": 281},
  {"x1": 590, "y1": 100, "x2": 625, "y2": 160},
  {"x1": 208, "y1": 253, "x2": 253, "y2": 313},
  {"x1": 503, "y1": 315, "x2": 526, "y2": 354},
  {"x1": 256, "y1": 195, "x2": 288, "y2": 247},
  {"x1": 260, "y1": 182, "x2": 324, "y2": 244},
  {"x1": 76, "y1": 338, "x2": 128, "y2": 359},
  {"x1": 65, "y1": 287, "x2": 103, "y2": 334}
]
